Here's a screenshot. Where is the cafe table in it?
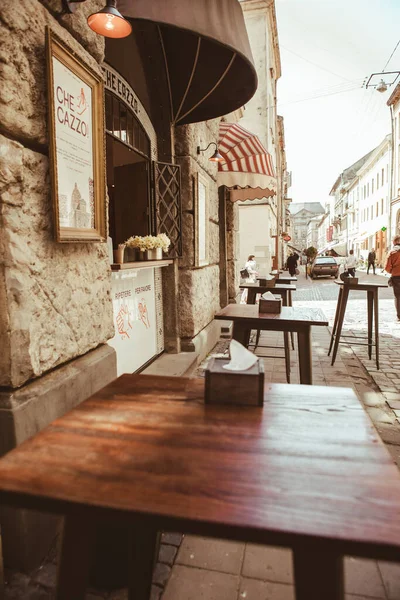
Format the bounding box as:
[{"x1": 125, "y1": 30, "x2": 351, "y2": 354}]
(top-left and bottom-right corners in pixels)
[
  {"x1": 239, "y1": 282, "x2": 297, "y2": 349},
  {"x1": 328, "y1": 280, "x2": 388, "y2": 369},
  {"x1": 215, "y1": 304, "x2": 328, "y2": 384},
  {"x1": 258, "y1": 275, "x2": 297, "y2": 285},
  {"x1": 0, "y1": 375, "x2": 400, "y2": 600}
]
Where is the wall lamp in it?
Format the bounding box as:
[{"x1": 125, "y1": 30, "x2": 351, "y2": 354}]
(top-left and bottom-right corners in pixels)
[
  {"x1": 62, "y1": 0, "x2": 132, "y2": 39},
  {"x1": 197, "y1": 142, "x2": 224, "y2": 163}
]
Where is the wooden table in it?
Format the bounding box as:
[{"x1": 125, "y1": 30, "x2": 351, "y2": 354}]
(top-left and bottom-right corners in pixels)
[
  {"x1": 239, "y1": 282, "x2": 297, "y2": 350},
  {"x1": 328, "y1": 281, "x2": 388, "y2": 369},
  {"x1": 1, "y1": 375, "x2": 400, "y2": 600},
  {"x1": 258, "y1": 275, "x2": 297, "y2": 285},
  {"x1": 215, "y1": 304, "x2": 328, "y2": 384},
  {"x1": 240, "y1": 282, "x2": 296, "y2": 306}
]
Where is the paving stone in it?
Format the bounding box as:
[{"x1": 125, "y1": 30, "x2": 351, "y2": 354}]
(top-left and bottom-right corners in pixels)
[
  {"x1": 162, "y1": 565, "x2": 239, "y2": 600},
  {"x1": 161, "y1": 532, "x2": 184, "y2": 546},
  {"x1": 152, "y1": 563, "x2": 171, "y2": 587},
  {"x1": 238, "y1": 578, "x2": 295, "y2": 600},
  {"x1": 378, "y1": 561, "x2": 400, "y2": 599},
  {"x1": 344, "y1": 557, "x2": 386, "y2": 597},
  {"x1": 176, "y1": 535, "x2": 244, "y2": 575},
  {"x1": 242, "y1": 545, "x2": 293, "y2": 583},
  {"x1": 158, "y1": 544, "x2": 178, "y2": 566}
]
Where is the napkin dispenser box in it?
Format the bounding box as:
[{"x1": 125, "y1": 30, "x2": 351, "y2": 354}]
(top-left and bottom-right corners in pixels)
[
  {"x1": 205, "y1": 357, "x2": 264, "y2": 406},
  {"x1": 259, "y1": 295, "x2": 282, "y2": 314},
  {"x1": 259, "y1": 276, "x2": 276, "y2": 288},
  {"x1": 344, "y1": 277, "x2": 359, "y2": 286}
]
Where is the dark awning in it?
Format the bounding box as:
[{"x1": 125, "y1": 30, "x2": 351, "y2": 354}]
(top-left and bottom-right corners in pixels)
[{"x1": 117, "y1": 0, "x2": 257, "y2": 125}]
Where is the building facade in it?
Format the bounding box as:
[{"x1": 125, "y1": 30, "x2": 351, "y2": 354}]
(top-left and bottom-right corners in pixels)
[
  {"x1": 289, "y1": 202, "x2": 325, "y2": 251},
  {"x1": 388, "y1": 83, "x2": 400, "y2": 243},
  {"x1": 237, "y1": 0, "x2": 287, "y2": 275}
]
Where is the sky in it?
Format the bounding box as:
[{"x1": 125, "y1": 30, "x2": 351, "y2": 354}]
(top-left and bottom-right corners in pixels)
[{"x1": 274, "y1": 0, "x2": 400, "y2": 210}]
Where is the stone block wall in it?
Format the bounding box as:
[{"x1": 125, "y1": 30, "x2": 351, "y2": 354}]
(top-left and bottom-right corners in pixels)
[
  {"x1": 175, "y1": 120, "x2": 221, "y2": 342},
  {"x1": 0, "y1": 0, "x2": 114, "y2": 388},
  {"x1": 226, "y1": 200, "x2": 240, "y2": 302}
]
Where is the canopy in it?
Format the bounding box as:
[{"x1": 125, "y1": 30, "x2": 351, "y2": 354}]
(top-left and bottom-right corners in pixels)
[
  {"x1": 217, "y1": 123, "x2": 277, "y2": 201},
  {"x1": 318, "y1": 241, "x2": 347, "y2": 256},
  {"x1": 117, "y1": 0, "x2": 257, "y2": 125}
]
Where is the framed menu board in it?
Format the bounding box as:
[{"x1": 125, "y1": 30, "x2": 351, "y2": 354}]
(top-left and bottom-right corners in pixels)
[{"x1": 46, "y1": 28, "x2": 106, "y2": 242}]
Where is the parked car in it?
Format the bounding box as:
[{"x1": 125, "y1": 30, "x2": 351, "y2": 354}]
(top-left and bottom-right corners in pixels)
[{"x1": 308, "y1": 256, "x2": 339, "y2": 279}]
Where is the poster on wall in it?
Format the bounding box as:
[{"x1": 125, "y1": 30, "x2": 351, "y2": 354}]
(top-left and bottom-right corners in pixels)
[
  {"x1": 108, "y1": 269, "x2": 158, "y2": 375},
  {"x1": 46, "y1": 28, "x2": 106, "y2": 242}
]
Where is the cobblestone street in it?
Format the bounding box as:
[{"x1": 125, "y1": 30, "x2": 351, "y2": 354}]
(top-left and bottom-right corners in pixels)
[{"x1": 3, "y1": 269, "x2": 400, "y2": 600}]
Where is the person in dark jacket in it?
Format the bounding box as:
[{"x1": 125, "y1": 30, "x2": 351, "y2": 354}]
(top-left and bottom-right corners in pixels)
[
  {"x1": 367, "y1": 249, "x2": 376, "y2": 275},
  {"x1": 286, "y1": 253, "x2": 298, "y2": 277}
]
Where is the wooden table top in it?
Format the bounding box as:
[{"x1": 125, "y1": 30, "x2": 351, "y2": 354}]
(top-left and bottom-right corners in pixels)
[
  {"x1": 259, "y1": 275, "x2": 297, "y2": 282},
  {"x1": 215, "y1": 304, "x2": 328, "y2": 326},
  {"x1": 240, "y1": 283, "x2": 296, "y2": 291},
  {"x1": 335, "y1": 280, "x2": 388, "y2": 290},
  {"x1": 1, "y1": 375, "x2": 400, "y2": 558}
]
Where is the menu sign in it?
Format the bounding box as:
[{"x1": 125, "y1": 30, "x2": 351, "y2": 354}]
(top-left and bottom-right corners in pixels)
[
  {"x1": 108, "y1": 269, "x2": 157, "y2": 375},
  {"x1": 46, "y1": 28, "x2": 106, "y2": 242}
]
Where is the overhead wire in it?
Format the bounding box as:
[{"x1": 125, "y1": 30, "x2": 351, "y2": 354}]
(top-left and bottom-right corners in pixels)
[
  {"x1": 281, "y1": 44, "x2": 354, "y2": 81},
  {"x1": 382, "y1": 38, "x2": 400, "y2": 71}
]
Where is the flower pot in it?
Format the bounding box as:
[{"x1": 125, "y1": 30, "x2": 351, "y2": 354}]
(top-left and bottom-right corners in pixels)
[
  {"x1": 146, "y1": 248, "x2": 163, "y2": 260},
  {"x1": 113, "y1": 248, "x2": 125, "y2": 264},
  {"x1": 124, "y1": 247, "x2": 136, "y2": 262}
]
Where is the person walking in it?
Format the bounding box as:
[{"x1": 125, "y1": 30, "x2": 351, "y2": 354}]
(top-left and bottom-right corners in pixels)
[
  {"x1": 240, "y1": 255, "x2": 258, "y2": 303},
  {"x1": 367, "y1": 248, "x2": 376, "y2": 275},
  {"x1": 344, "y1": 249, "x2": 357, "y2": 277},
  {"x1": 286, "y1": 253, "x2": 298, "y2": 277},
  {"x1": 385, "y1": 236, "x2": 400, "y2": 322}
]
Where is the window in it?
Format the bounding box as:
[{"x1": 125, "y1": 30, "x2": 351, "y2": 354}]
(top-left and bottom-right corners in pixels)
[
  {"x1": 381, "y1": 198, "x2": 384, "y2": 215},
  {"x1": 372, "y1": 179, "x2": 374, "y2": 194},
  {"x1": 376, "y1": 202, "x2": 379, "y2": 217},
  {"x1": 105, "y1": 91, "x2": 150, "y2": 158},
  {"x1": 382, "y1": 167, "x2": 384, "y2": 184},
  {"x1": 367, "y1": 183, "x2": 369, "y2": 196},
  {"x1": 377, "y1": 172, "x2": 379, "y2": 188}
]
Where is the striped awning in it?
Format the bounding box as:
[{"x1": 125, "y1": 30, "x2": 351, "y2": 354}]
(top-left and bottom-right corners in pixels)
[{"x1": 217, "y1": 122, "x2": 277, "y2": 201}]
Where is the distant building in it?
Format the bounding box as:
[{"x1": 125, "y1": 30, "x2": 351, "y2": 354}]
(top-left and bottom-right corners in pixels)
[
  {"x1": 388, "y1": 83, "x2": 400, "y2": 242},
  {"x1": 289, "y1": 202, "x2": 325, "y2": 250}
]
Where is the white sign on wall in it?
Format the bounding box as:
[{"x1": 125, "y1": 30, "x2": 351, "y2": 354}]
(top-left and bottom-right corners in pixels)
[{"x1": 108, "y1": 268, "x2": 157, "y2": 375}]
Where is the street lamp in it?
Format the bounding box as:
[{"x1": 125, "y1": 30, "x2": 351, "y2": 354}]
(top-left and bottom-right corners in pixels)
[{"x1": 365, "y1": 70, "x2": 400, "y2": 248}]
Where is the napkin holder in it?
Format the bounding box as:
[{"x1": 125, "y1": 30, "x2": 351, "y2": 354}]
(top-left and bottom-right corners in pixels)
[
  {"x1": 259, "y1": 275, "x2": 276, "y2": 288},
  {"x1": 344, "y1": 277, "x2": 359, "y2": 286},
  {"x1": 205, "y1": 357, "x2": 264, "y2": 406},
  {"x1": 259, "y1": 295, "x2": 282, "y2": 314}
]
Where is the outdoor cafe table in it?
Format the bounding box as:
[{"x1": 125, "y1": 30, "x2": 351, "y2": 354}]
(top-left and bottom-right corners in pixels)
[
  {"x1": 214, "y1": 304, "x2": 328, "y2": 384},
  {"x1": 0, "y1": 374, "x2": 400, "y2": 600},
  {"x1": 328, "y1": 280, "x2": 388, "y2": 369},
  {"x1": 258, "y1": 274, "x2": 297, "y2": 285}
]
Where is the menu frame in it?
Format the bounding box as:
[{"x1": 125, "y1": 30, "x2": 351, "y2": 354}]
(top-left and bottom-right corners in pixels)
[{"x1": 46, "y1": 28, "x2": 106, "y2": 242}]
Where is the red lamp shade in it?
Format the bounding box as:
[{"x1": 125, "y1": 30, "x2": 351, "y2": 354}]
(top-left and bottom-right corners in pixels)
[{"x1": 87, "y1": 0, "x2": 132, "y2": 38}]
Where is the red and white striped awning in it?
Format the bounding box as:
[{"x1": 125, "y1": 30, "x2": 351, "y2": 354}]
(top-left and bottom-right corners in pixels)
[{"x1": 217, "y1": 122, "x2": 277, "y2": 201}]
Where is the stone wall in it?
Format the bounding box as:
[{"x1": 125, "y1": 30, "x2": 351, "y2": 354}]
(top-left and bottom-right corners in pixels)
[
  {"x1": 0, "y1": 0, "x2": 114, "y2": 388},
  {"x1": 175, "y1": 120, "x2": 221, "y2": 342}
]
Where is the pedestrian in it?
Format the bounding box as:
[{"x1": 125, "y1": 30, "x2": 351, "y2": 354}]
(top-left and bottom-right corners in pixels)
[
  {"x1": 367, "y1": 248, "x2": 376, "y2": 275},
  {"x1": 240, "y1": 254, "x2": 258, "y2": 303},
  {"x1": 344, "y1": 249, "x2": 357, "y2": 277},
  {"x1": 286, "y1": 253, "x2": 298, "y2": 277},
  {"x1": 385, "y1": 236, "x2": 400, "y2": 322}
]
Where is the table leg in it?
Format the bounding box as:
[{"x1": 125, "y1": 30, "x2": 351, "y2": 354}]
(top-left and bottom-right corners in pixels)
[
  {"x1": 374, "y1": 289, "x2": 380, "y2": 370},
  {"x1": 297, "y1": 328, "x2": 312, "y2": 385},
  {"x1": 328, "y1": 287, "x2": 343, "y2": 356},
  {"x1": 293, "y1": 548, "x2": 344, "y2": 600},
  {"x1": 128, "y1": 524, "x2": 160, "y2": 600},
  {"x1": 284, "y1": 331, "x2": 291, "y2": 383},
  {"x1": 56, "y1": 515, "x2": 93, "y2": 600},
  {"x1": 247, "y1": 288, "x2": 257, "y2": 304},
  {"x1": 331, "y1": 286, "x2": 349, "y2": 366},
  {"x1": 367, "y1": 290, "x2": 373, "y2": 360},
  {"x1": 232, "y1": 323, "x2": 251, "y2": 347}
]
